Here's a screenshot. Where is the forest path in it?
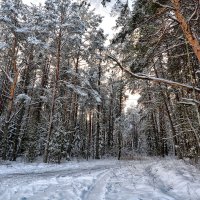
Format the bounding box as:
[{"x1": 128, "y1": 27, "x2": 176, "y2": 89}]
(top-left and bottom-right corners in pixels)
[{"x1": 1, "y1": 158, "x2": 200, "y2": 200}]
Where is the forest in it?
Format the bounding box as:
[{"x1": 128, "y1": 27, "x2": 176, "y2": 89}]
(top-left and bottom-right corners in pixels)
[{"x1": 0, "y1": 0, "x2": 200, "y2": 165}]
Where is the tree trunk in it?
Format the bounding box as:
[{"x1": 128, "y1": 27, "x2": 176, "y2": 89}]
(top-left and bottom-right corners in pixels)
[
  {"x1": 95, "y1": 60, "x2": 102, "y2": 159},
  {"x1": 2, "y1": 34, "x2": 19, "y2": 160},
  {"x1": 117, "y1": 70, "x2": 124, "y2": 160},
  {"x1": 11, "y1": 49, "x2": 34, "y2": 161},
  {"x1": 43, "y1": 27, "x2": 61, "y2": 163},
  {"x1": 108, "y1": 90, "x2": 114, "y2": 148},
  {"x1": 171, "y1": 0, "x2": 200, "y2": 63}
]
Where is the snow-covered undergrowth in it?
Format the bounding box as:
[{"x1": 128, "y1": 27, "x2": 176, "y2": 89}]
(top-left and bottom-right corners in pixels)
[{"x1": 1, "y1": 158, "x2": 200, "y2": 200}]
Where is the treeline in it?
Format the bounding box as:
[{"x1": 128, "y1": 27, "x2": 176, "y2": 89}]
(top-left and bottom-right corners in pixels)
[
  {"x1": 1, "y1": 0, "x2": 200, "y2": 164},
  {"x1": 0, "y1": 0, "x2": 137, "y2": 163},
  {"x1": 111, "y1": 0, "x2": 200, "y2": 162}
]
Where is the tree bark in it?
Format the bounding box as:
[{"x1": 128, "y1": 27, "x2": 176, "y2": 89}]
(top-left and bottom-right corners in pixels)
[
  {"x1": 43, "y1": 27, "x2": 62, "y2": 163},
  {"x1": 117, "y1": 70, "x2": 124, "y2": 160},
  {"x1": 95, "y1": 60, "x2": 102, "y2": 159},
  {"x1": 171, "y1": 0, "x2": 200, "y2": 63},
  {"x1": 2, "y1": 34, "x2": 19, "y2": 160}
]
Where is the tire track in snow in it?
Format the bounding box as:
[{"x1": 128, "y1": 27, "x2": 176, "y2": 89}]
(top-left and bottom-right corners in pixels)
[
  {"x1": 81, "y1": 169, "x2": 111, "y2": 200},
  {"x1": 0, "y1": 165, "x2": 114, "y2": 200},
  {"x1": 143, "y1": 161, "x2": 200, "y2": 200},
  {"x1": 0, "y1": 165, "x2": 113, "y2": 179}
]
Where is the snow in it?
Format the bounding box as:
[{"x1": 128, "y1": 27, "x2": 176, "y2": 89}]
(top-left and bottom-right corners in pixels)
[
  {"x1": 16, "y1": 28, "x2": 30, "y2": 33},
  {"x1": 91, "y1": 89, "x2": 101, "y2": 103},
  {"x1": 15, "y1": 94, "x2": 31, "y2": 104},
  {"x1": 1, "y1": 158, "x2": 200, "y2": 200},
  {"x1": 0, "y1": 42, "x2": 8, "y2": 50},
  {"x1": 66, "y1": 83, "x2": 88, "y2": 97},
  {"x1": 27, "y1": 37, "x2": 42, "y2": 45}
]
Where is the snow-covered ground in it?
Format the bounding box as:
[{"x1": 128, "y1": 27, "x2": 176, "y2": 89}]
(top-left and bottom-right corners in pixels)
[{"x1": 1, "y1": 158, "x2": 200, "y2": 200}]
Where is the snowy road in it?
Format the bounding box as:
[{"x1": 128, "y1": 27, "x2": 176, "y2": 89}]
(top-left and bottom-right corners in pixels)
[{"x1": 1, "y1": 158, "x2": 200, "y2": 200}]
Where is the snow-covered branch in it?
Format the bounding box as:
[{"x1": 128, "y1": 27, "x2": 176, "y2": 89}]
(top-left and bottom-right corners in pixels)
[{"x1": 107, "y1": 55, "x2": 200, "y2": 93}]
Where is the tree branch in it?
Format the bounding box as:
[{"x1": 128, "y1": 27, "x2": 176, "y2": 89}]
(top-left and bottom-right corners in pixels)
[
  {"x1": 153, "y1": 0, "x2": 174, "y2": 10},
  {"x1": 107, "y1": 55, "x2": 200, "y2": 93}
]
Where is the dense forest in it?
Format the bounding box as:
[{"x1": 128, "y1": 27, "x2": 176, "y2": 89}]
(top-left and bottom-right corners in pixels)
[{"x1": 0, "y1": 0, "x2": 200, "y2": 164}]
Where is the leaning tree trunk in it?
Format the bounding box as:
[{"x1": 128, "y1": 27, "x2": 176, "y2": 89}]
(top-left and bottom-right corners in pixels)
[
  {"x1": 2, "y1": 34, "x2": 19, "y2": 160},
  {"x1": 11, "y1": 49, "x2": 34, "y2": 161}
]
